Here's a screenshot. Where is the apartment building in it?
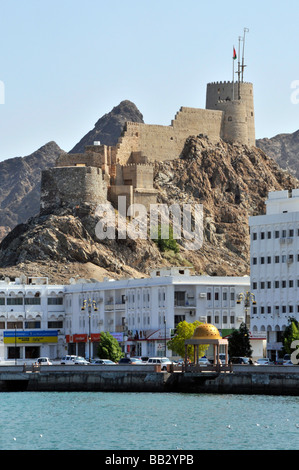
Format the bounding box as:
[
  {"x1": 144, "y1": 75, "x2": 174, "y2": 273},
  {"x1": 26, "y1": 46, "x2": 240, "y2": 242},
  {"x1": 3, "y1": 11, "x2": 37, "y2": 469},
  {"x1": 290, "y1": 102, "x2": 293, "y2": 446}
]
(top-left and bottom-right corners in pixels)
[
  {"x1": 249, "y1": 189, "x2": 299, "y2": 360},
  {"x1": 0, "y1": 268, "x2": 252, "y2": 361},
  {"x1": 0, "y1": 276, "x2": 65, "y2": 360}
]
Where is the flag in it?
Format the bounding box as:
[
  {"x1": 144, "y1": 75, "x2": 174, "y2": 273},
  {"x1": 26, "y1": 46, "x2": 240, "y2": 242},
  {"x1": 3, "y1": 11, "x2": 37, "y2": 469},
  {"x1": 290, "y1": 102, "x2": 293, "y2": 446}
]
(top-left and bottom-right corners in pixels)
[{"x1": 233, "y1": 47, "x2": 237, "y2": 60}]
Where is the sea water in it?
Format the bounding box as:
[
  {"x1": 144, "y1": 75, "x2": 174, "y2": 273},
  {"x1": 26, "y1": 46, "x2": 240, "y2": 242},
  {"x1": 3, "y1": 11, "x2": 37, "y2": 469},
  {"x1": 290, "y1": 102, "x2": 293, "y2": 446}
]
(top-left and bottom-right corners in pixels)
[{"x1": 1, "y1": 392, "x2": 299, "y2": 450}]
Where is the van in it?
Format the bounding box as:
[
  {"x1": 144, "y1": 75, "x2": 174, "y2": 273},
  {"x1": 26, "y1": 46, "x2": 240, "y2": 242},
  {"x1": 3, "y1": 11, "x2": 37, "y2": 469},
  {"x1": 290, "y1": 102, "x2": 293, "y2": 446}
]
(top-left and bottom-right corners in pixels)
[
  {"x1": 61, "y1": 355, "x2": 77, "y2": 364},
  {"x1": 147, "y1": 357, "x2": 172, "y2": 370}
]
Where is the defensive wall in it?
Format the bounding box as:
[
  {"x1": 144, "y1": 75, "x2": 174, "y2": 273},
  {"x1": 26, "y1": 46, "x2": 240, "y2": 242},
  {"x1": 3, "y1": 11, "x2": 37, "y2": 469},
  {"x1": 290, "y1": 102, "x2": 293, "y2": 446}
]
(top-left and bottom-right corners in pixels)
[{"x1": 41, "y1": 80, "x2": 255, "y2": 213}]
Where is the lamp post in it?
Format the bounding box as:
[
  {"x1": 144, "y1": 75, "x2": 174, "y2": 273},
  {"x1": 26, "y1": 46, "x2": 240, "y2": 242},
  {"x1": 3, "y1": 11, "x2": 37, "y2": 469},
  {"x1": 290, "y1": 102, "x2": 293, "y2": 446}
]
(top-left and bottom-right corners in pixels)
[
  {"x1": 14, "y1": 322, "x2": 17, "y2": 366},
  {"x1": 164, "y1": 318, "x2": 167, "y2": 357},
  {"x1": 81, "y1": 298, "x2": 98, "y2": 362},
  {"x1": 236, "y1": 291, "x2": 256, "y2": 329}
]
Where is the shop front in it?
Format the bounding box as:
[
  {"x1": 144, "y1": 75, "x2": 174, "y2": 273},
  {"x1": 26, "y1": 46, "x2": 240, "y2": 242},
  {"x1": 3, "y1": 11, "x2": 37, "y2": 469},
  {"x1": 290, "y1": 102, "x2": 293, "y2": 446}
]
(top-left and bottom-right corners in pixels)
[{"x1": 3, "y1": 330, "x2": 58, "y2": 360}]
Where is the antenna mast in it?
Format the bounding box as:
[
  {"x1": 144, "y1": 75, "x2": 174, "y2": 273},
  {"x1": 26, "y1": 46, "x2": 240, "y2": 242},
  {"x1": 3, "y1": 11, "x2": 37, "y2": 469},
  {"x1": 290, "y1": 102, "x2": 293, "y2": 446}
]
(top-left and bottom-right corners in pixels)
[
  {"x1": 241, "y1": 27, "x2": 249, "y2": 82},
  {"x1": 237, "y1": 36, "x2": 242, "y2": 99}
]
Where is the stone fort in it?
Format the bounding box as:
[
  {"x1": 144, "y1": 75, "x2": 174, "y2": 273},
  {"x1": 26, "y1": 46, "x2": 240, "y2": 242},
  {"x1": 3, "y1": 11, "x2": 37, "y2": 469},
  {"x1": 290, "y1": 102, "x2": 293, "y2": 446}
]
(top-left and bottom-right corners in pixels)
[{"x1": 40, "y1": 81, "x2": 255, "y2": 213}]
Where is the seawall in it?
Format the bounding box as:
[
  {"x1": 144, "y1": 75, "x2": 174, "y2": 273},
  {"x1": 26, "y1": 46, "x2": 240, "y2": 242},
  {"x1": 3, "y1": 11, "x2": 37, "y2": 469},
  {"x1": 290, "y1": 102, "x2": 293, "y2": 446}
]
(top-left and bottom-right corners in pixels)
[{"x1": 1, "y1": 365, "x2": 299, "y2": 395}]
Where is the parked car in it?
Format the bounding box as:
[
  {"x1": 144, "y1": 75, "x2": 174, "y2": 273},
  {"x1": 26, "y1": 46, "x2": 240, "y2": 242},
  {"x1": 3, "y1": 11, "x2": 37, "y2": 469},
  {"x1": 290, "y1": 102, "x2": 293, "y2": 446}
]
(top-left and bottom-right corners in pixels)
[
  {"x1": 283, "y1": 360, "x2": 295, "y2": 366},
  {"x1": 132, "y1": 356, "x2": 149, "y2": 363},
  {"x1": 283, "y1": 354, "x2": 291, "y2": 364},
  {"x1": 37, "y1": 357, "x2": 52, "y2": 365},
  {"x1": 198, "y1": 357, "x2": 211, "y2": 366},
  {"x1": 91, "y1": 359, "x2": 116, "y2": 365},
  {"x1": 61, "y1": 355, "x2": 77, "y2": 364},
  {"x1": 230, "y1": 357, "x2": 250, "y2": 365},
  {"x1": 118, "y1": 357, "x2": 142, "y2": 365},
  {"x1": 73, "y1": 356, "x2": 89, "y2": 365},
  {"x1": 254, "y1": 358, "x2": 273, "y2": 365},
  {"x1": 147, "y1": 357, "x2": 173, "y2": 370}
]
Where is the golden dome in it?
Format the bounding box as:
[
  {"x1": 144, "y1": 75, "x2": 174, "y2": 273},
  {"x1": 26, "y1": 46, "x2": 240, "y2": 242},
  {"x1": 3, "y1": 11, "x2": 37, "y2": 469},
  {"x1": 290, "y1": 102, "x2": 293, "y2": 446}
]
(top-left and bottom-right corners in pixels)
[{"x1": 192, "y1": 323, "x2": 221, "y2": 340}]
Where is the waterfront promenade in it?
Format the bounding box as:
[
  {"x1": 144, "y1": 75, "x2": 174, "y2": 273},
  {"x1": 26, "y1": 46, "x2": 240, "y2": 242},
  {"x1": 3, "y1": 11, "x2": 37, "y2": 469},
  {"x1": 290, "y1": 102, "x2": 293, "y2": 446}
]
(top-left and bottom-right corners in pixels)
[{"x1": 0, "y1": 363, "x2": 299, "y2": 395}]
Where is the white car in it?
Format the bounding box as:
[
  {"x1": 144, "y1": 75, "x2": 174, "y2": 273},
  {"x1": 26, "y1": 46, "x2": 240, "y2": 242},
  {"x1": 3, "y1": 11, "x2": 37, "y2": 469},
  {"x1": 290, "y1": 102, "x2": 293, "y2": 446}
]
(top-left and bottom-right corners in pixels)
[
  {"x1": 254, "y1": 358, "x2": 273, "y2": 365},
  {"x1": 147, "y1": 357, "x2": 172, "y2": 370},
  {"x1": 60, "y1": 355, "x2": 77, "y2": 364},
  {"x1": 37, "y1": 357, "x2": 52, "y2": 365}
]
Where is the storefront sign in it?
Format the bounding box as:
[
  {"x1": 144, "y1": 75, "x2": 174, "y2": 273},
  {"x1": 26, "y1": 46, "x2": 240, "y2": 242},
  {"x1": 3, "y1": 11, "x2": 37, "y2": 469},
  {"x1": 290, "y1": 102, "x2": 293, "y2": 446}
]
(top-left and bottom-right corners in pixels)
[{"x1": 4, "y1": 330, "x2": 58, "y2": 344}]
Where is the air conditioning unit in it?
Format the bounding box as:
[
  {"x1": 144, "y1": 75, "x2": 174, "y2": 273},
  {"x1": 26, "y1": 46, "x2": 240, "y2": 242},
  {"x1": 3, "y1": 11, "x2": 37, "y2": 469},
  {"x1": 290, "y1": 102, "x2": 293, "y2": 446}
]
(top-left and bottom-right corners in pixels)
[
  {"x1": 199, "y1": 293, "x2": 206, "y2": 298},
  {"x1": 199, "y1": 316, "x2": 207, "y2": 322}
]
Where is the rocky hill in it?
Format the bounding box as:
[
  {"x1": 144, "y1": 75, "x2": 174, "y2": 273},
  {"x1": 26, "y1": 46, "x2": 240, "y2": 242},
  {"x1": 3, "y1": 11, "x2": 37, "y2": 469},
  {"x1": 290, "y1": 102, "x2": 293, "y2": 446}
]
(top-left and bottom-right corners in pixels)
[
  {"x1": 0, "y1": 142, "x2": 65, "y2": 241},
  {"x1": 69, "y1": 100, "x2": 144, "y2": 153},
  {"x1": 256, "y1": 129, "x2": 299, "y2": 178},
  {"x1": 0, "y1": 136, "x2": 297, "y2": 284}
]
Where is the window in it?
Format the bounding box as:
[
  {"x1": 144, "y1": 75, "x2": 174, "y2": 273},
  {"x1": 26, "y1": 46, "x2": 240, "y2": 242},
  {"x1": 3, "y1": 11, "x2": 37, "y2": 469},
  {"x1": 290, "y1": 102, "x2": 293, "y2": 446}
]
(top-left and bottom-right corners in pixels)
[
  {"x1": 267, "y1": 231, "x2": 272, "y2": 239},
  {"x1": 260, "y1": 306, "x2": 265, "y2": 314},
  {"x1": 282, "y1": 255, "x2": 287, "y2": 263},
  {"x1": 7, "y1": 298, "x2": 23, "y2": 305},
  {"x1": 48, "y1": 321, "x2": 63, "y2": 328},
  {"x1": 267, "y1": 256, "x2": 272, "y2": 264},
  {"x1": 25, "y1": 321, "x2": 41, "y2": 329},
  {"x1": 275, "y1": 281, "x2": 279, "y2": 288},
  {"x1": 252, "y1": 233, "x2": 257, "y2": 240},
  {"x1": 252, "y1": 257, "x2": 257, "y2": 265},
  {"x1": 275, "y1": 256, "x2": 280, "y2": 263},
  {"x1": 260, "y1": 232, "x2": 265, "y2": 239},
  {"x1": 267, "y1": 306, "x2": 271, "y2": 314},
  {"x1": 260, "y1": 282, "x2": 265, "y2": 289},
  {"x1": 289, "y1": 280, "x2": 294, "y2": 288},
  {"x1": 282, "y1": 306, "x2": 286, "y2": 313},
  {"x1": 223, "y1": 316, "x2": 227, "y2": 323},
  {"x1": 289, "y1": 306, "x2": 294, "y2": 313},
  {"x1": 25, "y1": 297, "x2": 41, "y2": 305},
  {"x1": 275, "y1": 231, "x2": 280, "y2": 238},
  {"x1": 252, "y1": 282, "x2": 257, "y2": 290},
  {"x1": 260, "y1": 257, "x2": 265, "y2": 264},
  {"x1": 282, "y1": 230, "x2": 287, "y2": 238},
  {"x1": 7, "y1": 321, "x2": 23, "y2": 329},
  {"x1": 230, "y1": 292, "x2": 235, "y2": 301},
  {"x1": 0, "y1": 298, "x2": 4, "y2": 305},
  {"x1": 215, "y1": 292, "x2": 219, "y2": 301},
  {"x1": 267, "y1": 281, "x2": 271, "y2": 289},
  {"x1": 48, "y1": 297, "x2": 63, "y2": 305},
  {"x1": 289, "y1": 229, "x2": 294, "y2": 237},
  {"x1": 282, "y1": 280, "x2": 286, "y2": 288},
  {"x1": 223, "y1": 292, "x2": 227, "y2": 300},
  {"x1": 0, "y1": 321, "x2": 5, "y2": 329},
  {"x1": 230, "y1": 316, "x2": 235, "y2": 323},
  {"x1": 207, "y1": 292, "x2": 211, "y2": 301}
]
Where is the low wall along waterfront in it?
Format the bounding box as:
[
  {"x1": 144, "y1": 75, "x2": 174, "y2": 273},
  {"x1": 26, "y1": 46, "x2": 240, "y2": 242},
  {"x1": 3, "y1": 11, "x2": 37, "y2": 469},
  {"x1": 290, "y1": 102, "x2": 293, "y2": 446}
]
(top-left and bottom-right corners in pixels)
[{"x1": 1, "y1": 364, "x2": 299, "y2": 395}]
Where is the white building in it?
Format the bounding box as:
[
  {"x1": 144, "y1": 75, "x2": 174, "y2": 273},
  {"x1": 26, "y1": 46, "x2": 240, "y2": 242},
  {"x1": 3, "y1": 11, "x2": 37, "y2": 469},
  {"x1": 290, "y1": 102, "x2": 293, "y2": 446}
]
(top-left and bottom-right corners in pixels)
[
  {"x1": 0, "y1": 276, "x2": 65, "y2": 360},
  {"x1": 249, "y1": 189, "x2": 299, "y2": 360},
  {"x1": 63, "y1": 268, "x2": 251, "y2": 360},
  {"x1": 0, "y1": 268, "x2": 254, "y2": 361}
]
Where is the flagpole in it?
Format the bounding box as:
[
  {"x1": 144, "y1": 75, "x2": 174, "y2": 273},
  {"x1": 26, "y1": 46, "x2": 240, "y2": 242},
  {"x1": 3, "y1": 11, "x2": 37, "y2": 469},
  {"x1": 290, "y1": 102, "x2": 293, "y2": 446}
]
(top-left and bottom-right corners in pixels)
[{"x1": 232, "y1": 47, "x2": 235, "y2": 101}]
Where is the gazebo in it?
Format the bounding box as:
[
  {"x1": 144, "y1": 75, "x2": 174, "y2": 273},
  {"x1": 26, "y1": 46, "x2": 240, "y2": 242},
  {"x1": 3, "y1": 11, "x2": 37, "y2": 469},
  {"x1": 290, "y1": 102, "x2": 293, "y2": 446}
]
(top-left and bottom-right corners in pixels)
[{"x1": 185, "y1": 323, "x2": 229, "y2": 366}]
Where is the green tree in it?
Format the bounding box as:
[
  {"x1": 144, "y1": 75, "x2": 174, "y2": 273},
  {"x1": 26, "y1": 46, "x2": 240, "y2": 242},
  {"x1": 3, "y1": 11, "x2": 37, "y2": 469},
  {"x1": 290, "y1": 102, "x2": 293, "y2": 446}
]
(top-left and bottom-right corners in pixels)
[
  {"x1": 228, "y1": 322, "x2": 253, "y2": 359},
  {"x1": 97, "y1": 332, "x2": 124, "y2": 363},
  {"x1": 283, "y1": 319, "x2": 299, "y2": 355},
  {"x1": 167, "y1": 320, "x2": 207, "y2": 359},
  {"x1": 153, "y1": 224, "x2": 179, "y2": 253}
]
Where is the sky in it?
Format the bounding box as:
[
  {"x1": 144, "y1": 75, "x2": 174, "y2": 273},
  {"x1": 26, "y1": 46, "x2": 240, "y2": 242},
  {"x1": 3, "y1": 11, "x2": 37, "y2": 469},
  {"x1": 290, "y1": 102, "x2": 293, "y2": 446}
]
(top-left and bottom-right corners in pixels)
[{"x1": 0, "y1": 0, "x2": 298, "y2": 161}]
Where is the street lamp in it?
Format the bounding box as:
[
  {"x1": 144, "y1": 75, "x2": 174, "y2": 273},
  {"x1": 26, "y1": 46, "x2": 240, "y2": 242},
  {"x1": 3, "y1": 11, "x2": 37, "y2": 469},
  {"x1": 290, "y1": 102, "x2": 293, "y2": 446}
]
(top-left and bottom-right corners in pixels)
[
  {"x1": 236, "y1": 291, "x2": 256, "y2": 329},
  {"x1": 81, "y1": 298, "x2": 98, "y2": 361}
]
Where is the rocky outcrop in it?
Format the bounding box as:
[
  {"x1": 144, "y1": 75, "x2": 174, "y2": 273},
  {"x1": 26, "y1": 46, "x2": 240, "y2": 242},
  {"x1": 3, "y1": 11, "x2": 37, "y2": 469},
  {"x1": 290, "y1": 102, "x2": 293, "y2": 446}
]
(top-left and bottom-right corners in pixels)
[
  {"x1": 69, "y1": 100, "x2": 144, "y2": 153},
  {"x1": 0, "y1": 136, "x2": 298, "y2": 283},
  {"x1": 256, "y1": 129, "x2": 299, "y2": 178},
  {"x1": 0, "y1": 142, "x2": 65, "y2": 241}
]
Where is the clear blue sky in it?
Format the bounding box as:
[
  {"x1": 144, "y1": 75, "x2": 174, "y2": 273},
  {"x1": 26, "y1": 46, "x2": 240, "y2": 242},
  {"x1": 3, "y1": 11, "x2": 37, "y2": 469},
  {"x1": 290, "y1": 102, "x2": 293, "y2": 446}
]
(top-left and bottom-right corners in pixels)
[{"x1": 0, "y1": 0, "x2": 298, "y2": 161}]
